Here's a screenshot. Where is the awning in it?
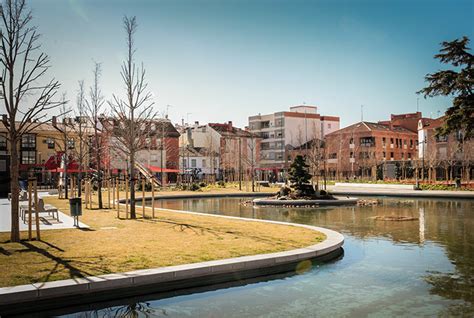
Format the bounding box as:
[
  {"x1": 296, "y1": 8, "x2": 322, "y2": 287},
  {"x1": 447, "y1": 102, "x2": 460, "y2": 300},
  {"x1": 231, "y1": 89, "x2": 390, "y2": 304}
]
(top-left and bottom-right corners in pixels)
[{"x1": 146, "y1": 165, "x2": 180, "y2": 173}]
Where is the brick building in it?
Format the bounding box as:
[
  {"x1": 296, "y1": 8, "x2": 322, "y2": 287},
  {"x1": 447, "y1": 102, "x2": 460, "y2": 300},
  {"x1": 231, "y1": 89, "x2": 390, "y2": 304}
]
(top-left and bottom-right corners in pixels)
[
  {"x1": 418, "y1": 116, "x2": 473, "y2": 182},
  {"x1": 324, "y1": 114, "x2": 420, "y2": 179},
  {"x1": 104, "y1": 118, "x2": 181, "y2": 183}
]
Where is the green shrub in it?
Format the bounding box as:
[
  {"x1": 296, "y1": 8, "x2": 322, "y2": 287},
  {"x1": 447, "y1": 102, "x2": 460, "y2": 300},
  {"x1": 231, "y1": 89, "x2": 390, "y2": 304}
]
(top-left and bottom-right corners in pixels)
[{"x1": 190, "y1": 183, "x2": 201, "y2": 191}]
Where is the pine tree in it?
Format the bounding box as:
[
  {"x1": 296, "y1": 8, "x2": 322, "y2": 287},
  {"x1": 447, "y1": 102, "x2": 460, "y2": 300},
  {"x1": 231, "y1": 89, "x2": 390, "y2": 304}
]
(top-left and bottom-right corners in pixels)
[
  {"x1": 288, "y1": 155, "x2": 312, "y2": 192},
  {"x1": 419, "y1": 36, "x2": 473, "y2": 139}
]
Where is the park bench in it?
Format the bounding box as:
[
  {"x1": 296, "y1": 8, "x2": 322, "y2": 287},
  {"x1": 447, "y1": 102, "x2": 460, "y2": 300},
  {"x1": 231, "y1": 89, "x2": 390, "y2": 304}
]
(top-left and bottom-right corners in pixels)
[{"x1": 20, "y1": 198, "x2": 60, "y2": 224}]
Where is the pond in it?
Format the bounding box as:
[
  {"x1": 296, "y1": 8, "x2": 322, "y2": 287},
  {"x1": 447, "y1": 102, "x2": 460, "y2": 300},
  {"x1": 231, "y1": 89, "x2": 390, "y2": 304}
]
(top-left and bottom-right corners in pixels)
[{"x1": 60, "y1": 196, "x2": 473, "y2": 317}]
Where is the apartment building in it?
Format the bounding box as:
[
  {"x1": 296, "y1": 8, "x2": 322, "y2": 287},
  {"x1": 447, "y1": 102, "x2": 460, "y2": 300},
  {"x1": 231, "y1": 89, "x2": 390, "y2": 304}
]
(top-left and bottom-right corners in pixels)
[
  {"x1": 324, "y1": 116, "x2": 419, "y2": 179},
  {"x1": 179, "y1": 121, "x2": 260, "y2": 182},
  {"x1": 418, "y1": 116, "x2": 473, "y2": 181},
  {"x1": 179, "y1": 146, "x2": 220, "y2": 180},
  {"x1": 248, "y1": 105, "x2": 339, "y2": 176},
  {"x1": 0, "y1": 120, "x2": 84, "y2": 194},
  {"x1": 104, "y1": 118, "x2": 181, "y2": 183}
]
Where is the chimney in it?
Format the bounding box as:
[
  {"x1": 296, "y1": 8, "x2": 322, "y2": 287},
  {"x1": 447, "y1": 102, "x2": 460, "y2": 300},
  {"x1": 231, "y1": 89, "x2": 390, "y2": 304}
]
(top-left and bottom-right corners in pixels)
[
  {"x1": 52, "y1": 116, "x2": 57, "y2": 128},
  {"x1": 228, "y1": 121, "x2": 232, "y2": 127},
  {"x1": 194, "y1": 121, "x2": 199, "y2": 126}
]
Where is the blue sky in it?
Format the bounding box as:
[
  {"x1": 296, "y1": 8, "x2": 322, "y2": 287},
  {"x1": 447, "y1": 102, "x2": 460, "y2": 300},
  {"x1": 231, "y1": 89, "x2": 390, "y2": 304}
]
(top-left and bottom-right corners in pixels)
[{"x1": 28, "y1": 0, "x2": 473, "y2": 128}]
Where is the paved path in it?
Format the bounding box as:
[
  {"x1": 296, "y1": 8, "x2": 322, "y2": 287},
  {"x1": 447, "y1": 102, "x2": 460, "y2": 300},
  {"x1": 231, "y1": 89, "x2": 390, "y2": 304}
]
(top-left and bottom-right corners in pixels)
[
  {"x1": 0, "y1": 195, "x2": 88, "y2": 233},
  {"x1": 327, "y1": 185, "x2": 474, "y2": 199}
]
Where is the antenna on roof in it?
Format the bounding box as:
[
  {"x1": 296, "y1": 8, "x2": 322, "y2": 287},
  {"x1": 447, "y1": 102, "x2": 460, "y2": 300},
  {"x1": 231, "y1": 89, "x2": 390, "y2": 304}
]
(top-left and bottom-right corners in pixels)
[{"x1": 361, "y1": 105, "x2": 364, "y2": 122}]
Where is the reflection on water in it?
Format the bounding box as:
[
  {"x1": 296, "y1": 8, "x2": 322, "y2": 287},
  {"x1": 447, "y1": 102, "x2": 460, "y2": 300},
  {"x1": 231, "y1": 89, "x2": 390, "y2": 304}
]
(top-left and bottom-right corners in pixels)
[{"x1": 61, "y1": 196, "x2": 473, "y2": 317}]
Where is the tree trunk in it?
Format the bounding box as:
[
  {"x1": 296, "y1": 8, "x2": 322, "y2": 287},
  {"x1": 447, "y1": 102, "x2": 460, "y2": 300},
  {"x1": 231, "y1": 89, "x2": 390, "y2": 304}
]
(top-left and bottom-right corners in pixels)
[
  {"x1": 129, "y1": 153, "x2": 136, "y2": 219},
  {"x1": 9, "y1": 137, "x2": 20, "y2": 242}
]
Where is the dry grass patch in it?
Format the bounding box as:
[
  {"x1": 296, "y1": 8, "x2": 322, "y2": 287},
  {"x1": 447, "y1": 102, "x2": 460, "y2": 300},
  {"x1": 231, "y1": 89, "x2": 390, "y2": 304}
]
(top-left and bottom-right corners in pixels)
[{"x1": 0, "y1": 192, "x2": 324, "y2": 287}]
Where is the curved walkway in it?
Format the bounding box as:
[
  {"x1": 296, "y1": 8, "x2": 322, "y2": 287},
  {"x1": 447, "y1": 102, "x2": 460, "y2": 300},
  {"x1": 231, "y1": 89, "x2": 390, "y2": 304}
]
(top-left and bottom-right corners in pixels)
[{"x1": 0, "y1": 201, "x2": 344, "y2": 315}]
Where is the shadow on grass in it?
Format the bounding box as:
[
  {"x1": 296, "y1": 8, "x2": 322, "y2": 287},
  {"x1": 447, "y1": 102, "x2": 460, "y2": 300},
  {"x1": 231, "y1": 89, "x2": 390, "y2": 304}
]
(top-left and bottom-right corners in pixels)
[
  {"x1": 134, "y1": 218, "x2": 303, "y2": 248},
  {"x1": 18, "y1": 241, "x2": 110, "y2": 284}
]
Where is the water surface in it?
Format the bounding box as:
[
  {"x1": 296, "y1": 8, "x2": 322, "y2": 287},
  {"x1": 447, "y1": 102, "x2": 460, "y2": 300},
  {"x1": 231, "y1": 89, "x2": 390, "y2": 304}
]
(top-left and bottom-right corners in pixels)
[{"x1": 60, "y1": 196, "x2": 473, "y2": 317}]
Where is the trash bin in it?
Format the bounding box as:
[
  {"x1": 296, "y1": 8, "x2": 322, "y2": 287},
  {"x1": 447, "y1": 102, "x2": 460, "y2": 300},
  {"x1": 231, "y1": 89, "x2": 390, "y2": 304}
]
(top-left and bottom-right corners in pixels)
[{"x1": 69, "y1": 198, "x2": 82, "y2": 216}]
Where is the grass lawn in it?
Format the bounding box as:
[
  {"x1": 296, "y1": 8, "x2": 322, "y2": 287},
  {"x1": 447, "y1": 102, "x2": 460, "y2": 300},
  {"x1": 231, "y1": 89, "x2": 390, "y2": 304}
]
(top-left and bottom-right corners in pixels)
[{"x1": 0, "y1": 189, "x2": 324, "y2": 287}]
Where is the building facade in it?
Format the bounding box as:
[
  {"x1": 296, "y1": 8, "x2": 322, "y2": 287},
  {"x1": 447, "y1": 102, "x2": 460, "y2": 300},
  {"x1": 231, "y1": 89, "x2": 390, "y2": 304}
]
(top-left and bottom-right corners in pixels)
[
  {"x1": 324, "y1": 117, "x2": 419, "y2": 179},
  {"x1": 248, "y1": 105, "x2": 339, "y2": 179},
  {"x1": 179, "y1": 121, "x2": 260, "y2": 182},
  {"x1": 0, "y1": 120, "x2": 85, "y2": 195},
  {"x1": 418, "y1": 116, "x2": 473, "y2": 182}
]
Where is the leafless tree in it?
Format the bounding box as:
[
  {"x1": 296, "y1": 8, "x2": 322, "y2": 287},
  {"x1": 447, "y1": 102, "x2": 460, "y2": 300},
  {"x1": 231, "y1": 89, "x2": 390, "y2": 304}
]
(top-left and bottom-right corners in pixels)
[
  {"x1": 0, "y1": 0, "x2": 64, "y2": 241},
  {"x1": 70, "y1": 80, "x2": 89, "y2": 197},
  {"x1": 246, "y1": 133, "x2": 258, "y2": 191},
  {"x1": 86, "y1": 62, "x2": 106, "y2": 208},
  {"x1": 108, "y1": 16, "x2": 156, "y2": 219}
]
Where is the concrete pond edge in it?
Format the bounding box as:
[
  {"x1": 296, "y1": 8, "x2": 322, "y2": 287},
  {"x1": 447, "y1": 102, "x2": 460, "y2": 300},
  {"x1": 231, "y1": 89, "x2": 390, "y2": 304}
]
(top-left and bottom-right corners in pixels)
[
  {"x1": 253, "y1": 196, "x2": 359, "y2": 206},
  {"x1": 0, "y1": 201, "x2": 344, "y2": 314}
]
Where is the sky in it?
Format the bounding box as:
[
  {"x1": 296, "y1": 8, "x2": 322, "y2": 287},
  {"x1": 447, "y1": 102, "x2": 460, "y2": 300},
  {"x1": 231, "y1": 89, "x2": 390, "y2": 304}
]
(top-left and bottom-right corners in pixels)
[{"x1": 20, "y1": 0, "x2": 474, "y2": 128}]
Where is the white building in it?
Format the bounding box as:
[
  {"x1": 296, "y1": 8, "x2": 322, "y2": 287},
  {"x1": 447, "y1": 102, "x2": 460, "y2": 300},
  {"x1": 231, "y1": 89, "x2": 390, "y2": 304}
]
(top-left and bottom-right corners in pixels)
[
  {"x1": 179, "y1": 146, "x2": 220, "y2": 179},
  {"x1": 248, "y1": 105, "x2": 339, "y2": 169}
]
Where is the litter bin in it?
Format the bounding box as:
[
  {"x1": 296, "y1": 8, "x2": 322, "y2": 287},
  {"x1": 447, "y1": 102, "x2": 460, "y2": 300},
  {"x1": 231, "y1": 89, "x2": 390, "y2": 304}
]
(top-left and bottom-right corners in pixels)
[{"x1": 69, "y1": 198, "x2": 82, "y2": 217}]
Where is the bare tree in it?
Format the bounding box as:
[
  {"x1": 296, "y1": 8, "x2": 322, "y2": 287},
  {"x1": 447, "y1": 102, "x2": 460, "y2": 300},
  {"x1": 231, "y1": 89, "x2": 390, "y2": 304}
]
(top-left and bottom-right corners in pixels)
[
  {"x1": 86, "y1": 62, "x2": 106, "y2": 208},
  {"x1": 70, "y1": 80, "x2": 89, "y2": 197},
  {"x1": 0, "y1": 0, "x2": 64, "y2": 242},
  {"x1": 108, "y1": 16, "x2": 156, "y2": 219}
]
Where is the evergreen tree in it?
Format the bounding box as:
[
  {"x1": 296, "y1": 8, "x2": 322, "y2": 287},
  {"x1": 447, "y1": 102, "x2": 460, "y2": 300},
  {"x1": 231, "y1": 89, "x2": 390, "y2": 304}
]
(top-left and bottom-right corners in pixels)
[
  {"x1": 419, "y1": 36, "x2": 473, "y2": 139},
  {"x1": 288, "y1": 155, "x2": 312, "y2": 191}
]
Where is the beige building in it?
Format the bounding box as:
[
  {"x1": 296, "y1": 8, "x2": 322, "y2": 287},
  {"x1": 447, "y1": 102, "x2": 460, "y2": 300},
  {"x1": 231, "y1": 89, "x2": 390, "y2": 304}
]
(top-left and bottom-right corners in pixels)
[{"x1": 248, "y1": 105, "x2": 339, "y2": 172}]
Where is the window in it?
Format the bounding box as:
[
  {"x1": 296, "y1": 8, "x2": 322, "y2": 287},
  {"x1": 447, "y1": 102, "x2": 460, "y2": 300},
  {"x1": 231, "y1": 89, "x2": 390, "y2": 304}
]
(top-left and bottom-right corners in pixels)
[
  {"x1": 456, "y1": 130, "x2": 464, "y2": 141},
  {"x1": 0, "y1": 135, "x2": 6, "y2": 150},
  {"x1": 390, "y1": 138, "x2": 394, "y2": 144},
  {"x1": 360, "y1": 137, "x2": 375, "y2": 147},
  {"x1": 383, "y1": 152, "x2": 386, "y2": 158},
  {"x1": 21, "y1": 150, "x2": 36, "y2": 164},
  {"x1": 436, "y1": 135, "x2": 448, "y2": 143},
  {"x1": 350, "y1": 152, "x2": 354, "y2": 158},
  {"x1": 410, "y1": 140, "x2": 413, "y2": 148},
  {"x1": 329, "y1": 153, "x2": 337, "y2": 159},
  {"x1": 403, "y1": 139, "x2": 407, "y2": 146},
  {"x1": 191, "y1": 159, "x2": 196, "y2": 168},
  {"x1": 45, "y1": 138, "x2": 55, "y2": 149},
  {"x1": 349, "y1": 137, "x2": 354, "y2": 144},
  {"x1": 401, "y1": 153, "x2": 405, "y2": 159},
  {"x1": 202, "y1": 159, "x2": 207, "y2": 168},
  {"x1": 67, "y1": 138, "x2": 75, "y2": 149},
  {"x1": 182, "y1": 158, "x2": 187, "y2": 168},
  {"x1": 382, "y1": 137, "x2": 386, "y2": 146},
  {"x1": 390, "y1": 152, "x2": 394, "y2": 158},
  {"x1": 21, "y1": 134, "x2": 36, "y2": 149},
  {"x1": 408, "y1": 153, "x2": 412, "y2": 159},
  {"x1": 359, "y1": 152, "x2": 370, "y2": 159}
]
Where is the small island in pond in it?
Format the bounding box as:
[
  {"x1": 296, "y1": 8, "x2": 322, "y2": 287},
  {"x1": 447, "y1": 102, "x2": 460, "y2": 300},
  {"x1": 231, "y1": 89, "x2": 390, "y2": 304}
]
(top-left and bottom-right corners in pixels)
[{"x1": 253, "y1": 155, "x2": 358, "y2": 207}]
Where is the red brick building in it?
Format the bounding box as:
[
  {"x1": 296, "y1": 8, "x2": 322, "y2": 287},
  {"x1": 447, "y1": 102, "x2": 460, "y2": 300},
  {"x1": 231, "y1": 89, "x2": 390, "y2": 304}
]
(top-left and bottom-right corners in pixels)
[
  {"x1": 324, "y1": 113, "x2": 422, "y2": 179},
  {"x1": 418, "y1": 116, "x2": 473, "y2": 182}
]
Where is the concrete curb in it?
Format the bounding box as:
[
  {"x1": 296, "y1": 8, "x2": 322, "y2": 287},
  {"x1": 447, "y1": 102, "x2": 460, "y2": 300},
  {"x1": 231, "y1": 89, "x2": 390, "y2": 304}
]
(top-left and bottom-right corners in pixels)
[
  {"x1": 142, "y1": 191, "x2": 271, "y2": 201},
  {"x1": 330, "y1": 189, "x2": 474, "y2": 199},
  {"x1": 253, "y1": 196, "x2": 359, "y2": 206},
  {"x1": 0, "y1": 205, "x2": 343, "y2": 314}
]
